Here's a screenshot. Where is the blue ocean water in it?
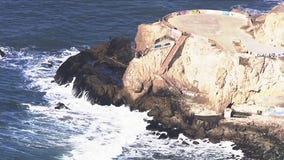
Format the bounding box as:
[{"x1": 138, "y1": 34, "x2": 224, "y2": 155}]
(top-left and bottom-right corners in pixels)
[{"x1": 0, "y1": 0, "x2": 282, "y2": 159}]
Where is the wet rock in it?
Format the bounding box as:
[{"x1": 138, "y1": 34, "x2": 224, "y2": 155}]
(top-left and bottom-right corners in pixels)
[
  {"x1": 207, "y1": 128, "x2": 224, "y2": 143},
  {"x1": 182, "y1": 141, "x2": 189, "y2": 145},
  {"x1": 41, "y1": 61, "x2": 53, "y2": 68},
  {"x1": 55, "y1": 102, "x2": 70, "y2": 110},
  {"x1": 154, "y1": 131, "x2": 160, "y2": 136},
  {"x1": 158, "y1": 133, "x2": 168, "y2": 139},
  {"x1": 54, "y1": 37, "x2": 132, "y2": 86},
  {"x1": 263, "y1": 143, "x2": 284, "y2": 160},
  {"x1": 192, "y1": 140, "x2": 199, "y2": 145},
  {"x1": 232, "y1": 145, "x2": 240, "y2": 150},
  {"x1": 0, "y1": 49, "x2": 5, "y2": 58},
  {"x1": 73, "y1": 75, "x2": 123, "y2": 106},
  {"x1": 167, "y1": 127, "x2": 181, "y2": 139},
  {"x1": 146, "y1": 120, "x2": 165, "y2": 132},
  {"x1": 54, "y1": 5, "x2": 284, "y2": 159},
  {"x1": 58, "y1": 116, "x2": 73, "y2": 121},
  {"x1": 54, "y1": 37, "x2": 132, "y2": 106}
]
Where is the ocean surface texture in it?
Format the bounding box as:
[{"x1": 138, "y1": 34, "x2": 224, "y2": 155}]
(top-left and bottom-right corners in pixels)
[{"x1": 0, "y1": 0, "x2": 282, "y2": 159}]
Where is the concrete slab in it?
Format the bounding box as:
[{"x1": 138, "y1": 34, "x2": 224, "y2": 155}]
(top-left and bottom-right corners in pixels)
[{"x1": 166, "y1": 11, "x2": 284, "y2": 55}]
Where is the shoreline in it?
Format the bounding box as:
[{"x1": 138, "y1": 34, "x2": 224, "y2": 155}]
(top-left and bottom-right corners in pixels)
[{"x1": 54, "y1": 5, "x2": 284, "y2": 159}]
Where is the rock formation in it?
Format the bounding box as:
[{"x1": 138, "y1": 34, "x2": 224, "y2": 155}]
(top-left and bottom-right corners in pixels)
[
  {"x1": 125, "y1": 10, "x2": 284, "y2": 114},
  {"x1": 55, "y1": 4, "x2": 284, "y2": 159},
  {"x1": 254, "y1": 12, "x2": 284, "y2": 48},
  {"x1": 54, "y1": 37, "x2": 133, "y2": 106},
  {"x1": 0, "y1": 49, "x2": 5, "y2": 58}
]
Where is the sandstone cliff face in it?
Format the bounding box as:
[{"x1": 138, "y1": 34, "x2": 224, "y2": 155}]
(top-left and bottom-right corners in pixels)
[
  {"x1": 255, "y1": 12, "x2": 284, "y2": 47},
  {"x1": 134, "y1": 22, "x2": 170, "y2": 52},
  {"x1": 254, "y1": 4, "x2": 284, "y2": 48},
  {"x1": 123, "y1": 15, "x2": 284, "y2": 114},
  {"x1": 54, "y1": 6, "x2": 284, "y2": 158}
]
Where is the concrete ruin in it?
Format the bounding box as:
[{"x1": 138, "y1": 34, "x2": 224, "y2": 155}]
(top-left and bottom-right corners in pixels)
[
  {"x1": 124, "y1": 6, "x2": 284, "y2": 115},
  {"x1": 55, "y1": 4, "x2": 284, "y2": 159}
]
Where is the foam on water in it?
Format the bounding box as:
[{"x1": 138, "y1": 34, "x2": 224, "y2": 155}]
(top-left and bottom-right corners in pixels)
[
  {"x1": 231, "y1": 0, "x2": 283, "y2": 14},
  {"x1": 2, "y1": 1, "x2": 282, "y2": 159},
  {"x1": 20, "y1": 47, "x2": 151, "y2": 159},
  {"x1": 0, "y1": 44, "x2": 246, "y2": 160},
  {"x1": 263, "y1": 0, "x2": 284, "y2": 3},
  {"x1": 61, "y1": 105, "x2": 150, "y2": 160},
  {"x1": 3, "y1": 1, "x2": 284, "y2": 159},
  {"x1": 117, "y1": 134, "x2": 244, "y2": 160},
  {"x1": 1, "y1": 46, "x2": 244, "y2": 159}
]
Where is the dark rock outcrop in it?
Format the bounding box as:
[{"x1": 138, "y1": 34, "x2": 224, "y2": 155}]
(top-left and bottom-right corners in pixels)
[
  {"x1": 54, "y1": 36, "x2": 284, "y2": 159},
  {"x1": 54, "y1": 37, "x2": 132, "y2": 106},
  {"x1": 54, "y1": 5, "x2": 284, "y2": 158},
  {"x1": 55, "y1": 102, "x2": 70, "y2": 110},
  {"x1": 0, "y1": 49, "x2": 5, "y2": 58},
  {"x1": 41, "y1": 60, "x2": 54, "y2": 68}
]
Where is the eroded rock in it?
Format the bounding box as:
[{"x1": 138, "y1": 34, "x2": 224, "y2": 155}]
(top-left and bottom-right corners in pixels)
[
  {"x1": 255, "y1": 12, "x2": 284, "y2": 47},
  {"x1": 54, "y1": 37, "x2": 132, "y2": 106},
  {"x1": 54, "y1": 4, "x2": 284, "y2": 159},
  {"x1": 121, "y1": 4, "x2": 284, "y2": 158},
  {"x1": 55, "y1": 102, "x2": 70, "y2": 110}
]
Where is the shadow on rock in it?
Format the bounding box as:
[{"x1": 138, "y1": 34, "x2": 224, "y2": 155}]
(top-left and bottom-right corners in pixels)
[{"x1": 54, "y1": 37, "x2": 133, "y2": 106}]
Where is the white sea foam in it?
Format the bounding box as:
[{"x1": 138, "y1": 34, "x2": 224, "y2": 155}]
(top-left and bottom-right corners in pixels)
[
  {"x1": 263, "y1": 0, "x2": 284, "y2": 3},
  {"x1": 117, "y1": 133, "x2": 244, "y2": 160},
  {"x1": 232, "y1": 0, "x2": 284, "y2": 14},
  {"x1": 18, "y1": 47, "x2": 244, "y2": 160},
  {"x1": 20, "y1": 47, "x2": 151, "y2": 159},
  {"x1": 231, "y1": 5, "x2": 263, "y2": 14}
]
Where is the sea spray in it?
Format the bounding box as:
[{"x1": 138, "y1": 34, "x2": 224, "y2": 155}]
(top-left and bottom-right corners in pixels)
[{"x1": 21, "y1": 47, "x2": 243, "y2": 160}]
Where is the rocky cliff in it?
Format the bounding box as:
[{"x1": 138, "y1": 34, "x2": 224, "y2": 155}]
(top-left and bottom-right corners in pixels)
[
  {"x1": 55, "y1": 5, "x2": 284, "y2": 159},
  {"x1": 125, "y1": 10, "x2": 284, "y2": 115}
]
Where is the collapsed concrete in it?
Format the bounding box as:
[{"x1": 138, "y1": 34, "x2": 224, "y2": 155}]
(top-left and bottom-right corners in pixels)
[{"x1": 54, "y1": 5, "x2": 284, "y2": 159}]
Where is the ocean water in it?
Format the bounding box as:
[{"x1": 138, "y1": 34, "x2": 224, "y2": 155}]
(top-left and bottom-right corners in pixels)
[{"x1": 0, "y1": 1, "x2": 282, "y2": 159}]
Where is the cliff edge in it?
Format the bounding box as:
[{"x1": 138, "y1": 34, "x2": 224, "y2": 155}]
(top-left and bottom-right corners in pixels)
[{"x1": 55, "y1": 5, "x2": 284, "y2": 159}]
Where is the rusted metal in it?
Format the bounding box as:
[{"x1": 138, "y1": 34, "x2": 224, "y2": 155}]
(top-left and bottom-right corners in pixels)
[{"x1": 158, "y1": 34, "x2": 188, "y2": 75}]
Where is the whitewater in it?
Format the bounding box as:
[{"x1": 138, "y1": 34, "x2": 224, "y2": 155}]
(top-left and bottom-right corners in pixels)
[
  {"x1": 1, "y1": 0, "x2": 283, "y2": 159},
  {"x1": 0, "y1": 46, "x2": 243, "y2": 159}
]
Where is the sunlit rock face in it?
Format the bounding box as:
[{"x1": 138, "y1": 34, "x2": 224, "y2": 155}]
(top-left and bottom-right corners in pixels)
[
  {"x1": 55, "y1": 4, "x2": 284, "y2": 159},
  {"x1": 255, "y1": 13, "x2": 284, "y2": 48},
  {"x1": 123, "y1": 7, "x2": 284, "y2": 114}
]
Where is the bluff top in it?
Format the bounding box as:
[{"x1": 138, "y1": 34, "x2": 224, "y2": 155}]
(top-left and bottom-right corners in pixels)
[{"x1": 165, "y1": 9, "x2": 284, "y2": 55}]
